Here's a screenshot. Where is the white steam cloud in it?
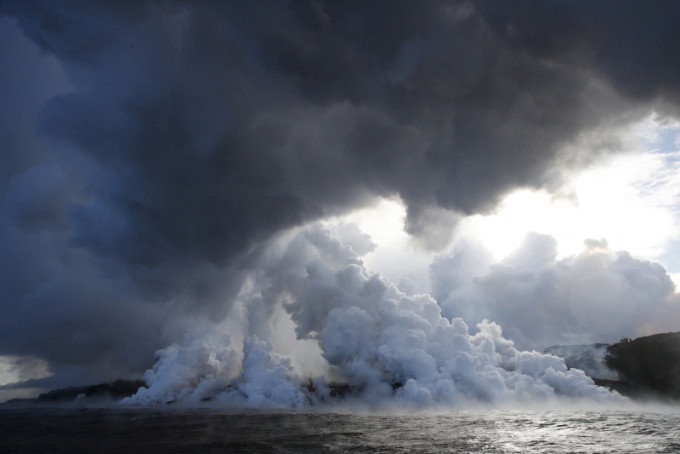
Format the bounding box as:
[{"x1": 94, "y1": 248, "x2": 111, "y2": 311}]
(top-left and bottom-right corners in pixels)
[
  {"x1": 433, "y1": 234, "x2": 680, "y2": 351},
  {"x1": 125, "y1": 225, "x2": 623, "y2": 408}
]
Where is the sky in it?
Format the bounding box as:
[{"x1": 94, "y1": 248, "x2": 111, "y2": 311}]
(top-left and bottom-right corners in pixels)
[{"x1": 1, "y1": 0, "x2": 680, "y2": 406}]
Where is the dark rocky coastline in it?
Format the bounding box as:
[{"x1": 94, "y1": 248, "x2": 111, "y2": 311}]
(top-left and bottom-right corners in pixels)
[
  {"x1": 602, "y1": 332, "x2": 680, "y2": 400},
  {"x1": 547, "y1": 331, "x2": 680, "y2": 401}
]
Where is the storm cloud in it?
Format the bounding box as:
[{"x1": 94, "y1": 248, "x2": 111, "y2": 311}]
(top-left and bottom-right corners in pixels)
[{"x1": 1, "y1": 0, "x2": 680, "y2": 395}]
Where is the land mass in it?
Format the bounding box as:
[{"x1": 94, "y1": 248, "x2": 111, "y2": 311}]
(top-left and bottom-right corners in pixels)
[
  {"x1": 546, "y1": 331, "x2": 680, "y2": 401},
  {"x1": 601, "y1": 331, "x2": 680, "y2": 400}
]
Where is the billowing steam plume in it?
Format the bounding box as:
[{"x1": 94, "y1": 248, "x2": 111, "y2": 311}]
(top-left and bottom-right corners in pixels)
[{"x1": 127, "y1": 226, "x2": 620, "y2": 407}]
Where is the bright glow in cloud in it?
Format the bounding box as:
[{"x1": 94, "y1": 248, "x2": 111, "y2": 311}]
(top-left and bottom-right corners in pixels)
[
  {"x1": 337, "y1": 198, "x2": 409, "y2": 249},
  {"x1": 329, "y1": 198, "x2": 437, "y2": 292},
  {"x1": 329, "y1": 114, "x2": 680, "y2": 291},
  {"x1": 459, "y1": 114, "x2": 680, "y2": 273}
]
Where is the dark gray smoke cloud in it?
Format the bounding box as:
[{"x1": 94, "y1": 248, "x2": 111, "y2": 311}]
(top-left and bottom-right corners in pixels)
[{"x1": 1, "y1": 0, "x2": 680, "y2": 392}]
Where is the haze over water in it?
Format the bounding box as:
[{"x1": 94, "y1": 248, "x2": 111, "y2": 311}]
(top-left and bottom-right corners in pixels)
[{"x1": 2, "y1": 407, "x2": 680, "y2": 453}]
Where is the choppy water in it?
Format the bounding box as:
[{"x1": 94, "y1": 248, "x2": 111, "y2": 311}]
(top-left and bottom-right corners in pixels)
[{"x1": 1, "y1": 407, "x2": 679, "y2": 453}]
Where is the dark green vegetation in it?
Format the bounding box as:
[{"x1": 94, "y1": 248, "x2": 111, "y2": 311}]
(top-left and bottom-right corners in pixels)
[{"x1": 604, "y1": 332, "x2": 680, "y2": 400}]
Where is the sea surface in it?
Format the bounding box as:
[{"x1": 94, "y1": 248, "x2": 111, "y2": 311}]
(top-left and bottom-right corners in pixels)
[{"x1": 1, "y1": 406, "x2": 679, "y2": 453}]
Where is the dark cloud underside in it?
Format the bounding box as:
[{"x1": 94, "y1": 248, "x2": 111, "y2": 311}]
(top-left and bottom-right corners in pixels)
[{"x1": 1, "y1": 0, "x2": 680, "y2": 385}]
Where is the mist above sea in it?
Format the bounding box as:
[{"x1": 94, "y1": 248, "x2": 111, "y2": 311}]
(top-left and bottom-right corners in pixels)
[{"x1": 2, "y1": 407, "x2": 679, "y2": 453}]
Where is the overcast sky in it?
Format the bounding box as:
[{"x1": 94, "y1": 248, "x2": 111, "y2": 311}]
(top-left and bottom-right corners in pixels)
[{"x1": 1, "y1": 0, "x2": 679, "y2": 404}]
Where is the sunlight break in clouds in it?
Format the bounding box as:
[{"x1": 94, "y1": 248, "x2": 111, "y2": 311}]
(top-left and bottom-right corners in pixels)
[
  {"x1": 336, "y1": 114, "x2": 680, "y2": 291},
  {"x1": 332, "y1": 198, "x2": 437, "y2": 292},
  {"x1": 460, "y1": 114, "x2": 680, "y2": 274}
]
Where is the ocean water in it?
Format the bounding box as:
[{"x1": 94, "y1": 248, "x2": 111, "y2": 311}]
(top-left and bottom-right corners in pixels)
[{"x1": 1, "y1": 407, "x2": 679, "y2": 453}]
